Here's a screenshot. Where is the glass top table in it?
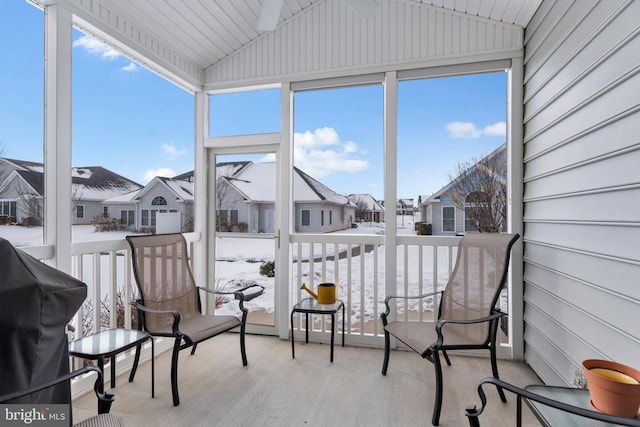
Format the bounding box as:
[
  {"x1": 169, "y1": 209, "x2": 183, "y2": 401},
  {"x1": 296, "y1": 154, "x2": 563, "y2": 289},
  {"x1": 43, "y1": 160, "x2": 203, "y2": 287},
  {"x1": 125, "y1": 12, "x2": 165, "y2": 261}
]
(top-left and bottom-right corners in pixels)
[
  {"x1": 290, "y1": 298, "x2": 345, "y2": 363},
  {"x1": 524, "y1": 385, "x2": 640, "y2": 427},
  {"x1": 69, "y1": 328, "x2": 153, "y2": 396}
]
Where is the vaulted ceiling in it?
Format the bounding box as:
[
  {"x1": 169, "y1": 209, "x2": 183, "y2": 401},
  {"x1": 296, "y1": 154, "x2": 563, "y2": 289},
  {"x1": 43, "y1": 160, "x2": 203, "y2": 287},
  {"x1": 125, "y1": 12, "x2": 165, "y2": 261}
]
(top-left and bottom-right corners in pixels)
[{"x1": 36, "y1": 0, "x2": 543, "y2": 91}]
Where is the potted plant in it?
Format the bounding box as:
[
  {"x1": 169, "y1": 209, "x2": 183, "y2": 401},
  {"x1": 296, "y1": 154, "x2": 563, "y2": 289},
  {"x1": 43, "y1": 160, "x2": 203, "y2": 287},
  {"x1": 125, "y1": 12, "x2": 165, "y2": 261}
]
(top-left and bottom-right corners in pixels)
[{"x1": 582, "y1": 359, "x2": 640, "y2": 418}]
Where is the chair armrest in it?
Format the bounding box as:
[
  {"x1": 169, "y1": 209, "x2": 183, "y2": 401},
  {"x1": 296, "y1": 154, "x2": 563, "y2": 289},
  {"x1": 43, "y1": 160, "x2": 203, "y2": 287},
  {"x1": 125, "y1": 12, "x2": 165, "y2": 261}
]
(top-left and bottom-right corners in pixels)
[
  {"x1": 131, "y1": 300, "x2": 182, "y2": 336},
  {"x1": 433, "y1": 311, "x2": 505, "y2": 346},
  {"x1": 466, "y1": 377, "x2": 640, "y2": 427},
  {"x1": 198, "y1": 284, "x2": 265, "y2": 311},
  {"x1": 381, "y1": 291, "x2": 442, "y2": 324},
  {"x1": 0, "y1": 365, "x2": 115, "y2": 414}
]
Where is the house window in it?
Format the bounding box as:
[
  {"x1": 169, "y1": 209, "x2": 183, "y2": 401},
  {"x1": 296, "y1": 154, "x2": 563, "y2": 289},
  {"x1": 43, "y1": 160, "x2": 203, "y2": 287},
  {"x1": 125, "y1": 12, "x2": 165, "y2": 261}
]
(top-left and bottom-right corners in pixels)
[
  {"x1": 152, "y1": 196, "x2": 167, "y2": 206},
  {"x1": 219, "y1": 210, "x2": 228, "y2": 224},
  {"x1": 329, "y1": 211, "x2": 332, "y2": 225},
  {"x1": 103, "y1": 206, "x2": 108, "y2": 216},
  {"x1": 464, "y1": 206, "x2": 478, "y2": 232},
  {"x1": 151, "y1": 210, "x2": 158, "y2": 226},
  {"x1": 442, "y1": 207, "x2": 455, "y2": 232},
  {"x1": 141, "y1": 210, "x2": 149, "y2": 226},
  {"x1": 1, "y1": 201, "x2": 16, "y2": 217},
  {"x1": 119, "y1": 210, "x2": 134, "y2": 226},
  {"x1": 321, "y1": 210, "x2": 324, "y2": 226},
  {"x1": 76, "y1": 205, "x2": 85, "y2": 219},
  {"x1": 301, "y1": 209, "x2": 310, "y2": 227},
  {"x1": 230, "y1": 210, "x2": 238, "y2": 225}
]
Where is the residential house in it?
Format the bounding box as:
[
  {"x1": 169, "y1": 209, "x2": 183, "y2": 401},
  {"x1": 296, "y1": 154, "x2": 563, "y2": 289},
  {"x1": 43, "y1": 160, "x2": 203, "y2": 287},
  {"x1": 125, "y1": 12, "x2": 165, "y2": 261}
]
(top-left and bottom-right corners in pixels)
[
  {"x1": 348, "y1": 193, "x2": 384, "y2": 223},
  {"x1": 396, "y1": 198, "x2": 414, "y2": 216},
  {"x1": 102, "y1": 162, "x2": 355, "y2": 233},
  {"x1": 421, "y1": 144, "x2": 506, "y2": 235},
  {"x1": 0, "y1": 158, "x2": 142, "y2": 225}
]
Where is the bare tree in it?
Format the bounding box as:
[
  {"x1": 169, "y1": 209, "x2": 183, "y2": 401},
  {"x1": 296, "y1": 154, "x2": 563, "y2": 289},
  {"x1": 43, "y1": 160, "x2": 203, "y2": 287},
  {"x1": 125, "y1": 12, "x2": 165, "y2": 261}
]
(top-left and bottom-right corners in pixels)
[
  {"x1": 353, "y1": 197, "x2": 370, "y2": 222},
  {"x1": 448, "y1": 149, "x2": 507, "y2": 233}
]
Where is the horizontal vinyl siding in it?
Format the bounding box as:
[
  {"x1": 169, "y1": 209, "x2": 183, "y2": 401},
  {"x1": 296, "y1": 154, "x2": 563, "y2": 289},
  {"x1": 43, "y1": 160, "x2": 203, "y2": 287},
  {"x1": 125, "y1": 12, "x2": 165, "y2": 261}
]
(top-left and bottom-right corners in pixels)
[
  {"x1": 205, "y1": 0, "x2": 523, "y2": 88},
  {"x1": 522, "y1": 0, "x2": 640, "y2": 385}
]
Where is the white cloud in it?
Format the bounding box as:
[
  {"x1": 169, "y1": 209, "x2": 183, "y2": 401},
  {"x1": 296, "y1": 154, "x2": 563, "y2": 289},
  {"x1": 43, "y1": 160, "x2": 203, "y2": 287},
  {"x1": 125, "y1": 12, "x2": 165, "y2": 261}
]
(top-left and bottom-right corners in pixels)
[
  {"x1": 144, "y1": 168, "x2": 176, "y2": 182},
  {"x1": 73, "y1": 35, "x2": 120, "y2": 59},
  {"x1": 293, "y1": 127, "x2": 369, "y2": 178},
  {"x1": 121, "y1": 62, "x2": 139, "y2": 72},
  {"x1": 446, "y1": 121, "x2": 506, "y2": 138},
  {"x1": 446, "y1": 122, "x2": 482, "y2": 138},
  {"x1": 483, "y1": 122, "x2": 506, "y2": 136},
  {"x1": 161, "y1": 143, "x2": 186, "y2": 160}
]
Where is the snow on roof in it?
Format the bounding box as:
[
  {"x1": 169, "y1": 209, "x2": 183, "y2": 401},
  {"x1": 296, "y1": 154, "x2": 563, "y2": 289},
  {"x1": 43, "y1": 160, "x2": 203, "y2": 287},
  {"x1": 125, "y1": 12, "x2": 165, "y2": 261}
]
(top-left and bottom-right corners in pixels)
[
  {"x1": 348, "y1": 194, "x2": 383, "y2": 211},
  {"x1": 0, "y1": 159, "x2": 142, "y2": 201},
  {"x1": 228, "y1": 162, "x2": 350, "y2": 204},
  {"x1": 1, "y1": 157, "x2": 44, "y2": 173},
  {"x1": 161, "y1": 177, "x2": 194, "y2": 200}
]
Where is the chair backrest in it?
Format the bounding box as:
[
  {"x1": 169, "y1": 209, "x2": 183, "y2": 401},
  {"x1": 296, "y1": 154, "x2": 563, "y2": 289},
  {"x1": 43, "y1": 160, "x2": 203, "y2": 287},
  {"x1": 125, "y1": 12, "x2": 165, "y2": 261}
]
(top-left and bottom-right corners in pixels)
[
  {"x1": 439, "y1": 233, "x2": 519, "y2": 344},
  {"x1": 127, "y1": 233, "x2": 200, "y2": 332}
]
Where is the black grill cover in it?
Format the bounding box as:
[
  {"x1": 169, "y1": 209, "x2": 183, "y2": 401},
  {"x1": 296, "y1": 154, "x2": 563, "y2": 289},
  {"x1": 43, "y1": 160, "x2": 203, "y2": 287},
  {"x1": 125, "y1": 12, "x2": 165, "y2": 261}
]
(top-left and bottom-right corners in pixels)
[{"x1": 0, "y1": 237, "x2": 87, "y2": 403}]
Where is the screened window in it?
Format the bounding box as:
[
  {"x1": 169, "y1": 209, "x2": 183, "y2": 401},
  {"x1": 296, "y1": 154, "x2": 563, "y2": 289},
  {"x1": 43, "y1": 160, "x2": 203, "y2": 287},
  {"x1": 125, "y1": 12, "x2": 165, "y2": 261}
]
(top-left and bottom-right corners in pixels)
[
  {"x1": 442, "y1": 206, "x2": 455, "y2": 232},
  {"x1": 141, "y1": 210, "x2": 149, "y2": 226}
]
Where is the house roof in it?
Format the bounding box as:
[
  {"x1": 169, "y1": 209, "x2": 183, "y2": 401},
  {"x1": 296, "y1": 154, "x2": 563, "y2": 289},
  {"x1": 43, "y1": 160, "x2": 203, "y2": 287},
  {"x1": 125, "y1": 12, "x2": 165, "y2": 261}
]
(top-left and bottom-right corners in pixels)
[
  {"x1": 423, "y1": 143, "x2": 507, "y2": 205},
  {"x1": 0, "y1": 158, "x2": 143, "y2": 202},
  {"x1": 0, "y1": 158, "x2": 44, "y2": 173},
  {"x1": 227, "y1": 162, "x2": 352, "y2": 205},
  {"x1": 348, "y1": 194, "x2": 383, "y2": 211}
]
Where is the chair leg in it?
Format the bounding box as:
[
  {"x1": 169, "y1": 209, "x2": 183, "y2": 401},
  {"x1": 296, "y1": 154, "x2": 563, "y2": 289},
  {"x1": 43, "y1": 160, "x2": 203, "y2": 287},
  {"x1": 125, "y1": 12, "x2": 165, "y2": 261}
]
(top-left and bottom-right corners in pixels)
[
  {"x1": 382, "y1": 330, "x2": 390, "y2": 375},
  {"x1": 490, "y1": 344, "x2": 507, "y2": 403},
  {"x1": 171, "y1": 338, "x2": 181, "y2": 406},
  {"x1": 128, "y1": 343, "x2": 142, "y2": 383},
  {"x1": 431, "y1": 350, "x2": 444, "y2": 426},
  {"x1": 190, "y1": 343, "x2": 198, "y2": 355},
  {"x1": 442, "y1": 349, "x2": 452, "y2": 366},
  {"x1": 240, "y1": 320, "x2": 248, "y2": 366}
]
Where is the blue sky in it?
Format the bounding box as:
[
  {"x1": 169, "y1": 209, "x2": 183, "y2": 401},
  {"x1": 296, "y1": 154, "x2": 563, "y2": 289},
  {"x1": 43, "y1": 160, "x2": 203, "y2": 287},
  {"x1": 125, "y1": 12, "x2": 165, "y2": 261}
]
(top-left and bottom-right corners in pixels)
[{"x1": 1, "y1": 1, "x2": 506, "y2": 201}]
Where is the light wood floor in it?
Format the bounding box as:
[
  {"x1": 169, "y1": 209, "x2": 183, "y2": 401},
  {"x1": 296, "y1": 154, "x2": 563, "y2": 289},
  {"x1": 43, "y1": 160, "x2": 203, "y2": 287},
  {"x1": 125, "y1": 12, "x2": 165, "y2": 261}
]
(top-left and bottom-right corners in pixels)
[{"x1": 74, "y1": 333, "x2": 543, "y2": 426}]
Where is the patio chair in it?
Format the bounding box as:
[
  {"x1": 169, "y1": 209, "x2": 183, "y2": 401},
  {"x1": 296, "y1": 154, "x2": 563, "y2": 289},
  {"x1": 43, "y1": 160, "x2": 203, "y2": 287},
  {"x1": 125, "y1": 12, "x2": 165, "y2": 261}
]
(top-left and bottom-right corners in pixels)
[
  {"x1": 0, "y1": 365, "x2": 125, "y2": 427},
  {"x1": 465, "y1": 376, "x2": 640, "y2": 427},
  {"x1": 126, "y1": 233, "x2": 262, "y2": 406},
  {"x1": 381, "y1": 233, "x2": 520, "y2": 426}
]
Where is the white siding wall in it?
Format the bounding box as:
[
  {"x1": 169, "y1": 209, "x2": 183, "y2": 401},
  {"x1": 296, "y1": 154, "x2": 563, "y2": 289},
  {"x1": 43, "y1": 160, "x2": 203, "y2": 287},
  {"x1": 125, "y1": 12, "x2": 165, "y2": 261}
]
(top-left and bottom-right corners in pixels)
[
  {"x1": 205, "y1": 0, "x2": 523, "y2": 88},
  {"x1": 522, "y1": 0, "x2": 640, "y2": 385}
]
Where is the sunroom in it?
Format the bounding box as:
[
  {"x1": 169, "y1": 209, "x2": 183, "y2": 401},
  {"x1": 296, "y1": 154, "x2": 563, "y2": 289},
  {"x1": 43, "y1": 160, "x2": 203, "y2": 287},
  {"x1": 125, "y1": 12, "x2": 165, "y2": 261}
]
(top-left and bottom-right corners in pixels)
[{"x1": 1, "y1": 0, "x2": 639, "y2": 425}]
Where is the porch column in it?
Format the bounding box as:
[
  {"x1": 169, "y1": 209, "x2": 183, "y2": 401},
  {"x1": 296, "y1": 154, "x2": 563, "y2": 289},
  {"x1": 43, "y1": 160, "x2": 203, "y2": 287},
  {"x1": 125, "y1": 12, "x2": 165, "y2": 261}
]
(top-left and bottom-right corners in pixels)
[
  {"x1": 193, "y1": 91, "x2": 209, "y2": 307},
  {"x1": 43, "y1": 4, "x2": 73, "y2": 272},
  {"x1": 384, "y1": 71, "x2": 398, "y2": 320},
  {"x1": 507, "y1": 57, "x2": 525, "y2": 360}
]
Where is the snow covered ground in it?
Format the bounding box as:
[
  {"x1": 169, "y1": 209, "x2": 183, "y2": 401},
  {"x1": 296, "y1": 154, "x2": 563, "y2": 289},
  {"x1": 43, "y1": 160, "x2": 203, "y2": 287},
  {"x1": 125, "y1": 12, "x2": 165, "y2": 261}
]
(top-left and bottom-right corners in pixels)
[{"x1": 0, "y1": 214, "x2": 453, "y2": 326}]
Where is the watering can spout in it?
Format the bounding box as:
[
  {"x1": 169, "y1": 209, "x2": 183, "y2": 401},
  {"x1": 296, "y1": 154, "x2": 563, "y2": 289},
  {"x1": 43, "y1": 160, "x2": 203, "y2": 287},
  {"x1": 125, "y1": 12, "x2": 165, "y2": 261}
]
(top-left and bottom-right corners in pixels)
[{"x1": 300, "y1": 283, "x2": 318, "y2": 300}]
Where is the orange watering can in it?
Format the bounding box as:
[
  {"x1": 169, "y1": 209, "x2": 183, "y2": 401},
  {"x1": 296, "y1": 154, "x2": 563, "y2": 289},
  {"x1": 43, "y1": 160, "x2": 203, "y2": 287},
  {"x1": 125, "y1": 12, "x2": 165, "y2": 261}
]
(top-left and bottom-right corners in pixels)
[{"x1": 300, "y1": 282, "x2": 337, "y2": 304}]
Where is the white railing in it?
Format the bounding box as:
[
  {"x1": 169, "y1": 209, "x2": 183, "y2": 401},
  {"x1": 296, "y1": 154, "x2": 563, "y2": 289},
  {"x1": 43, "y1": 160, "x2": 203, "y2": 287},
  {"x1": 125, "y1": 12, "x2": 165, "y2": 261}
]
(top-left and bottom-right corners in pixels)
[
  {"x1": 291, "y1": 234, "x2": 461, "y2": 346},
  {"x1": 19, "y1": 232, "x2": 462, "y2": 389}
]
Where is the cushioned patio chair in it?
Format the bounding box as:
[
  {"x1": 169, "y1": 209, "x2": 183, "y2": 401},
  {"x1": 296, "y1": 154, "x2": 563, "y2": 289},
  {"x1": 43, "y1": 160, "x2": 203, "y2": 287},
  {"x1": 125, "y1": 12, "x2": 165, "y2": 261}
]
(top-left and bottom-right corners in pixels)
[
  {"x1": 0, "y1": 365, "x2": 125, "y2": 427},
  {"x1": 126, "y1": 233, "x2": 262, "y2": 406},
  {"x1": 381, "y1": 233, "x2": 520, "y2": 426},
  {"x1": 465, "y1": 376, "x2": 640, "y2": 426}
]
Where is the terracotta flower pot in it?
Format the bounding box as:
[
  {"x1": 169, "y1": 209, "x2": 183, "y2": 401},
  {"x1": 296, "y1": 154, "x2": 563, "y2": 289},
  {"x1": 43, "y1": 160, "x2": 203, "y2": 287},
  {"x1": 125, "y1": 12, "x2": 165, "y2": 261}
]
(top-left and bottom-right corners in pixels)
[{"x1": 583, "y1": 359, "x2": 640, "y2": 419}]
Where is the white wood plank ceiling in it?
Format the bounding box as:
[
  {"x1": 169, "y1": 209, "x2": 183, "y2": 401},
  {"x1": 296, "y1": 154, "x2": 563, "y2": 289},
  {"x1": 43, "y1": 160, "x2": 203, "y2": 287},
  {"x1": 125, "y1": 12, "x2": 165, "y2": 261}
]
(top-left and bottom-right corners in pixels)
[{"x1": 89, "y1": 0, "x2": 542, "y2": 74}]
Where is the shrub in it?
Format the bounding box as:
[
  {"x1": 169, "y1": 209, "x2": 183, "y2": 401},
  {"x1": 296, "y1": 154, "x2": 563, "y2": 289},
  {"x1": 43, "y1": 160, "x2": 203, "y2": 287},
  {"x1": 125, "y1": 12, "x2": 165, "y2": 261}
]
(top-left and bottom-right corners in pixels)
[
  {"x1": 259, "y1": 260, "x2": 275, "y2": 277},
  {"x1": 418, "y1": 222, "x2": 432, "y2": 235}
]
